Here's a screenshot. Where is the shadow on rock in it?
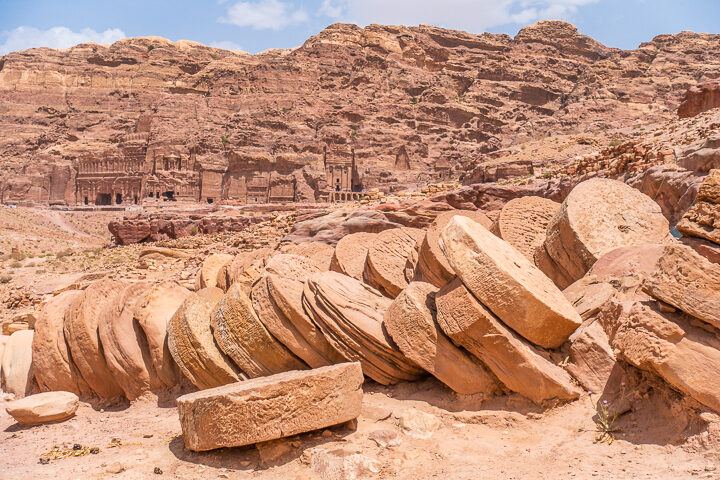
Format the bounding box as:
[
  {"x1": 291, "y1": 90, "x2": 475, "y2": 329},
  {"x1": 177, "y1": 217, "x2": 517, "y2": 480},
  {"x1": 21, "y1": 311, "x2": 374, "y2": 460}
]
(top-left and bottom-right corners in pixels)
[{"x1": 168, "y1": 419, "x2": 357, "y2": 471}]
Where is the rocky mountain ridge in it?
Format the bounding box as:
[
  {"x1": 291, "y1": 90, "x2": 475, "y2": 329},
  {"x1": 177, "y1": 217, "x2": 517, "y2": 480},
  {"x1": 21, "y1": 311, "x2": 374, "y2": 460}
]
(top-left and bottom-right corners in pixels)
[{"x1": 1, "y1": 20, "x2": 719, "y2": 205}]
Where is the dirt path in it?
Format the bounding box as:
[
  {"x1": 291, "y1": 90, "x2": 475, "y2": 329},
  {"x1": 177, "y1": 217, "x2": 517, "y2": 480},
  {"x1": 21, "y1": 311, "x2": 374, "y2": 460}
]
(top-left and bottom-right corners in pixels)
[
  {"x1": 43, "y1": 210, "x2": 95, "y2": 239},
  {"x1": 1, "y1": 380, "x2": 716, "y2": 480}
]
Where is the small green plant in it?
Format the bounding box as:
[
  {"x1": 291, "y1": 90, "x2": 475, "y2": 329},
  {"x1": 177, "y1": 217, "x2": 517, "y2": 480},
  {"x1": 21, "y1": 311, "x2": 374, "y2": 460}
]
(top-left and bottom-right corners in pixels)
[
  {"x1": 590, "y1": 382, "x2": 634, "y2": 444},
  {"x1": 609, "y1": 140, "x2": 621, "y2": 147},
  {"x1": 0, "y1": 275, "x2": 11, "y2": 284},
  {"x1": 410, "y1": 97, "x2": 419, "y2": 104},
  {"x1": 349, "y1": 129, "x2": 357, "y2": 137},
  {"x1": 190, "y1": 226, "x2": 199, "y2": 236},
  {"x1": 542, "y1": 171, "x2": 553, "y2": 179}
]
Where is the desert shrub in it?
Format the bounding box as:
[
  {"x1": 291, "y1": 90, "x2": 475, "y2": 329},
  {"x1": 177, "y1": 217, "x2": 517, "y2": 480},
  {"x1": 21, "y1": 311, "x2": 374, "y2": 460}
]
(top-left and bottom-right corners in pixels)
[
  {"x1": 10, "y1": 251, "x2": 26, "y2": 261},
  {"x1": 0, "y1": 275, "x2": 11, "y2": 284},
  {"x1": 10, "y1": 261, "x2": 22, "y2": 268},
  {"x1": 55, "y1": 249, "x2": 73, "y2": 259}
]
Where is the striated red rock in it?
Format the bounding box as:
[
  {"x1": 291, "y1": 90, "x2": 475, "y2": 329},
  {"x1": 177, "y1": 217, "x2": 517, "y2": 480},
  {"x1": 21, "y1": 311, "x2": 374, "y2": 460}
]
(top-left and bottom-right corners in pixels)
[
  {"x1": 677, "y1": 169, "x2": 720, "y2": 244},
  {"x1": 3, "y1": 22, "x2": 719, "y2": 208},
  {"x1": 678, "y1": 80, "x2": 720, "y2": 118},
  {"x1": 416, "y1": 209, "x2": 492, "y2": 287}
]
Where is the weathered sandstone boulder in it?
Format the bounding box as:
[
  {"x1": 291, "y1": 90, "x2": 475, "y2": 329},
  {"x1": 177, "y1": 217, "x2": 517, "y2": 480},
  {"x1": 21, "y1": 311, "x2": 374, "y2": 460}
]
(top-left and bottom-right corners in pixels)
[
  {"x1": 98, "y1": 282, "x2": 163, "y2": 400},
  {"x1": 435, "y1": 279, "x2": 580, "y2": 403},
  {"x1": 681, "y1": 236, "x2": 720, "y2": 265},
  {"x1": 198, "y1": 253, "x2": 233, "y2": 289},
  {"x1": 285, "y1": 241, "x2": 335, "y2": 271},
  {"x1": 492, "y1": 196, "x2": 560, "y2": 261},
  {"x1": 600, "y1": 299, "x2": 720, "y2": 413},
  {"x1": 677, "y1": 169, "x2": 720, "y2": 245},
  {"x1": 533, "y1": 243, "x2": 575, "y2": 290},
  {"x1": 677, "y1": 136, "x2": 720, "y2": 174},
  {"x1": 5, "y1": 391, "x2": 79, "y2": 425},
  {"x1": 417, "y1": 210, "x2": 492, "y2": 288},
  {"x1": 212, "y1": 283, "x2": 306, "y2": 378},
  {"x1": 168, "y1": 287, "x2": 244, "y2": 390},
  {"x1": 384, "y1": 282, "x2": 497, "y2": 395},
  {"x1": 365, "y1": 227, "x2": 425, "y2": 298},
  {"x1": 267, "y1": 275, "x2": 346, "y2": 367},
  {"x1": 440, "y1": 216, "x2": 582, "y2": 348},
  {"x1": 177, "y1": 362, "x2": 363, "y2": 451},
  {"x1": 566, "y1": 321, "x2": 616, "y2": 394},
  {"x1": 218, "y1": 248, "x2": 271, "y2": 292},
  {"x1": 134, "y1": 281, "x2": 191, "y2": 388},
  {"x1": 1, "y1": 330, "x2": 35, "y2": 398},
  {"x1": 256, "y1": 254, "x2": 340, "y2": 367},
  {"x1": 284, "y1": 209, "x2": 401, "y2": 245},
  {"x1": 626, "y1": 164, "x2": 701, "y2": 224},
  {"x1": 544, "y1": 178, "x2": 669, "y2": 283},
  {"x1": 32, "y1": 290, "x2": 88, "y2": 394},
  {"x1": 643, "y1": 244, "x2": 720, "y2": 330},
  {"x1": 303, "y1": 272, "x2": 423, "y2": 384},
  {"x1": 64, "y1": 279, "x2": 125, "y2": 399},
  {"x1": 563, "y1": 276, "x2": 616, "y2": 321},
  {"x1": 329, "y1": 232, "x2": 378, "y2": 280}
]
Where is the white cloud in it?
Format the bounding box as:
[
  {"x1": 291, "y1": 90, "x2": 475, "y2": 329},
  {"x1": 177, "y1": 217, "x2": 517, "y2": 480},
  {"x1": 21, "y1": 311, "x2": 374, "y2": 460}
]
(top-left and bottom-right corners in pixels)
[
  {"x1": 0, "y1": 26, "x2": 126, "y2": 55},
  {"x1": 209, "y1": 40, "x2": 245, "y2": 51},
  {"x1": 220, "y1": 0, "x2": 309, "y2": 31},
  {"x1": 316, "y1": 0, "x2": 598, "y2": 32},
  {"x1": 319, "y1": 0, "x2": 343, "y2": 18}
]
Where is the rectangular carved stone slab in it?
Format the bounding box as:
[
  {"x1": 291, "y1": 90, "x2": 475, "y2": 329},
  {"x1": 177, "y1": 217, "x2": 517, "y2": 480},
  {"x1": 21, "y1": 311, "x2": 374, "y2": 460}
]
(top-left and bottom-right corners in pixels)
[{"x1": 177, "y1": 362, "x2": 363, "y2": 451}]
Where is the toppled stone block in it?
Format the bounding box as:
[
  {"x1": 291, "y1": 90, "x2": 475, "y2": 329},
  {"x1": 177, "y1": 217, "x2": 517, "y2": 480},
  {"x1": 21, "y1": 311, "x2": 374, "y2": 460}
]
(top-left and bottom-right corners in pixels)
[
  {"x1": 177, "y1": 362, "x2": 363, "y2": 451},
  {"x1": 440, "y1": 215, "x2": 581, "y2": 348},
  {"x1": 6, "y1": 391, "x2": 79, "y2": 425}
]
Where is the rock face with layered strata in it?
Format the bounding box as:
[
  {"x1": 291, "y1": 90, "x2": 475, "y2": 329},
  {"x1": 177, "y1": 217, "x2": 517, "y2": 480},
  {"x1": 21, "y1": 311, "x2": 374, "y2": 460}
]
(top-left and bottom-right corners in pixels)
[
  {"x1": 600, "y1": 299, "x2": 720, "y2": 413},
  {"x1": 64, "y1": 279, "x2": 125, "y2": 399},
  {"x1": 177, "y1": 362, "x2": 363, "y2": 451},
  {"x1": 32, "y1": 290, "x2": 87, "y2": 394},
  {"x1": 198, "y1": 254, "x2": 233, "y2": 290},
  {"x1": 2, "y1": 22, "x2": 719, "y2": 207},
  {"x1": 677, "y1": 169, "x2": 720, "y2": 245},
  {"x1": 440, "y1": 215, "x2": 581, "y2": 348},
  {"x1": 365, "y1": 228, "x2": 425, "y2": 298},
  {"x1": 212, "y1": 283, "x2": 306, "y2": 377},
  {"x1": 259, "y1": 254, "x2": 343, "y2": 367},
  {"x1": 133, "y1": 281, "x2": 191, "y2": 388},
  {"x1": 643, "y1": 244, "x2": 720, "y2": 330},
  {"x1": 330, "y1": 232, "x2": 378, "y2": 280},
  {"x1": 678, "y1": 80, "x2": 720, "y2": 118},
  {"x1": 384, "y1": 282, "x2": 497, "y2": 395},
  {"x1": 492, "y1": 196, "x2": 560, "y2": 261},
  {"x1": 303, "y1": 272, "x2": 423, "y2": 384},
  {"x1": 435, "y1": 278, "x2": 580, "y2": 403},
  {"x1": 168, "y1": 287, "x2": 244, "y2": 389},
  {"x1": 417, "y1": 210, "x2": 492, "y2": 287},
  {"x1": 98, "y1": 282, "x2": 162, "y2": 400},
  {"x1": 544, "y1": 178, "x2": 669, "y2": 283}
]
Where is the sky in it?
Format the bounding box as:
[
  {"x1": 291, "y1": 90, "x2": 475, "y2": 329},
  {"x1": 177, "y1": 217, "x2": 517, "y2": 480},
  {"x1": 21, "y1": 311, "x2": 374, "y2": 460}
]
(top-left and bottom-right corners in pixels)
[{"x1": 0, "y1": 0, "x2": 719, "y2": 55}]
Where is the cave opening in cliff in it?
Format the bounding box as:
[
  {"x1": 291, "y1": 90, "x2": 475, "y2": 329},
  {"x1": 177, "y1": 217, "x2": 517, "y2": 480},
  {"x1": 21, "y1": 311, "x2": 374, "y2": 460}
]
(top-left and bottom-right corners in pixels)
[
  {"x1": 84, "y1": 196, "x2": 88, "y2": 205},
  {"x1": 162, "y1": 191, "x2": 176, "y2": 201},
  {"x1": 115, "y1": 193, "x2": 123, "y2": 205},
  {"x1": 97, "y1": 193, "x2": 111, "y2": 205},
  {"x1": 207, "y1": 198, "x2": 214, "y2": 204}
]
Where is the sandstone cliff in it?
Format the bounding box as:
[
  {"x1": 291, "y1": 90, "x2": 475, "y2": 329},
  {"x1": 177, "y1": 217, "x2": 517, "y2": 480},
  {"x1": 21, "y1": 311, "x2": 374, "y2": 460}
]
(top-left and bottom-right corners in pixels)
[{"x1": 1, "y1": 21, "x2": 719, "y2": 205}]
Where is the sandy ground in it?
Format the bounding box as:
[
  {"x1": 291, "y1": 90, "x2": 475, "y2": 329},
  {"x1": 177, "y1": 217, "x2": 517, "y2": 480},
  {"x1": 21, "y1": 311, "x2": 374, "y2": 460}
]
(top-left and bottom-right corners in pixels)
[{"x1": 1, "y1": 378, "x2": 718, "y2": 480}]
